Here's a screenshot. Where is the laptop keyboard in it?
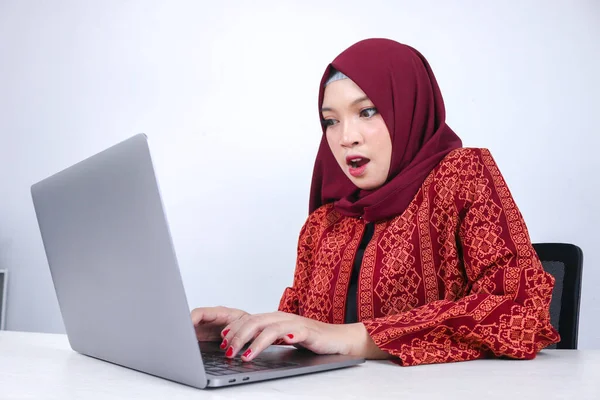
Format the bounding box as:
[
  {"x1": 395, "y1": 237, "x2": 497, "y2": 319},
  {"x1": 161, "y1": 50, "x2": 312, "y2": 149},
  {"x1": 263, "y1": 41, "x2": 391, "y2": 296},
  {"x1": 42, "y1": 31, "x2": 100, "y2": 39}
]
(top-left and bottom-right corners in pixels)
[{"x1": 201, "y1": 351, "x2": 299, "y2": 376}]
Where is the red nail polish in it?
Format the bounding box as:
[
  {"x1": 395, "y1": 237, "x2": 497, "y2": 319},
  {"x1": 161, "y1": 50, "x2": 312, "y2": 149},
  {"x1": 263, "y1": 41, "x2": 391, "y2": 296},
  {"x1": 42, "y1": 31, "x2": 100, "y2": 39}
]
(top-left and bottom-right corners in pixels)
[
  {"x1": 220, "y1": 339, "x2": 228, "y2": 349},
  {"x1": 242, "y1": 349, "x2": 252, "y2": 358},
  {"x1": 287, "y1": 334, "x2": 294, "y2": 339},
  {"x1": 222, "y1": 329, "x2": 230, "y2": 336},
  {"x1": 225, "y1": 346, "x2": 233, "y2": 357}
]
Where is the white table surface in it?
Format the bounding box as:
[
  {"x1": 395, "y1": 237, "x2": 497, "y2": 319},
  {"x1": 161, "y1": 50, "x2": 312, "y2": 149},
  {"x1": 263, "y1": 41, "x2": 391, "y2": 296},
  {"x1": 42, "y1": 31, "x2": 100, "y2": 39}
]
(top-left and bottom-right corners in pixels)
[{"x1": 1, "y1": 330, "x2": 598, "y2": 399}]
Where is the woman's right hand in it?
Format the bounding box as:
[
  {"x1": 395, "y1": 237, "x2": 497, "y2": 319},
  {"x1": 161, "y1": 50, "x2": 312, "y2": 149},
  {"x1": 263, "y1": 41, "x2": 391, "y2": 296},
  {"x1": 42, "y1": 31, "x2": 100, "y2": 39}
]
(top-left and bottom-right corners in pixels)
[{"x1": 190, "y1": 306, "x2": 250, "y2": 342}]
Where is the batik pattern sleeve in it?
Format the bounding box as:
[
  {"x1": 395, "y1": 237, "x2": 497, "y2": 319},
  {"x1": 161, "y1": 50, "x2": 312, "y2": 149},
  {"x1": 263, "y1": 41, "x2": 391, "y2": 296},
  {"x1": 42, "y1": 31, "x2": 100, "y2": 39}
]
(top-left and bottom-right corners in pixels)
[{"x1": 361, "y1": 149, "x2": 560, "y2": 366}]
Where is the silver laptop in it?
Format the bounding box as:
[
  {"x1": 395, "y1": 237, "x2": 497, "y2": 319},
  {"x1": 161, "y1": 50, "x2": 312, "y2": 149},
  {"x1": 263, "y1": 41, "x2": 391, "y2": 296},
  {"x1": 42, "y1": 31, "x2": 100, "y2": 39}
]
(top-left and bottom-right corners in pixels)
[{"x1": 30, "y1": 133, "x2": 365, "y2": 389}]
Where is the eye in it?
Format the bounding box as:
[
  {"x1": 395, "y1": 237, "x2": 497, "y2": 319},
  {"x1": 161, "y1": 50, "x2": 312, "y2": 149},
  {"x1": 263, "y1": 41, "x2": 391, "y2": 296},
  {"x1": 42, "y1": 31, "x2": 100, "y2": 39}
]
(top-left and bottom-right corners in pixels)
[
  {"x1": 359, "y1": 107, "x2": 378, "y2": 118},
  {"x1": 321, "y1": 118, "x2": 338, "y2": 127}
]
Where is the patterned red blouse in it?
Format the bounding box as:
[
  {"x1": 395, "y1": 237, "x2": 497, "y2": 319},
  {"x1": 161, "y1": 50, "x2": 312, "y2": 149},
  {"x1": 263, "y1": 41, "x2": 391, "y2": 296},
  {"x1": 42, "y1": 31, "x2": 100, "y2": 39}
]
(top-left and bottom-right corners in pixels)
[{"x1": 277, "y1": 148, "x2": 560, "y2": 366}]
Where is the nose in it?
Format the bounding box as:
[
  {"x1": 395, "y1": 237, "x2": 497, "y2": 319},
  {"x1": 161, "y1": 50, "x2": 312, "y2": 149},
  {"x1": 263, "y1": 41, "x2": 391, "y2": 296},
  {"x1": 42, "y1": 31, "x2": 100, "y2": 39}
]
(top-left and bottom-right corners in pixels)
[{"x1": 340, "y1": 120, "x2": 363, "y2": 148}]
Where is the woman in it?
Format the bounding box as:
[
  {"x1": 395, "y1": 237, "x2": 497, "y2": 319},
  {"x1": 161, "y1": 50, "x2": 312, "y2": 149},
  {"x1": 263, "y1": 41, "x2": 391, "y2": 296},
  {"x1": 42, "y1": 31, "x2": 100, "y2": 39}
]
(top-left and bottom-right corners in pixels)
[{"x1": 191, "y1": 38, "x2": 559, "y2": 366}]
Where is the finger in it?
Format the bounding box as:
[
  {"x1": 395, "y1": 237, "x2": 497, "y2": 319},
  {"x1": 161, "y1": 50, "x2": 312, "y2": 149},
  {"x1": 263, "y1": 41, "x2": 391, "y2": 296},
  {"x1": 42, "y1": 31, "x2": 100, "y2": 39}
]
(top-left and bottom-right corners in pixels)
[
  {"x1": 222, "y1": 313, "x2": 285, "y2": 357},
  {"x1": 225, "y1": 314, "x2": 280, "y2": 358},
  {"x1": 191, "y1": 306, "x2": 232, "y2": 326},
  {"x1": 241, "y1": 321, "x2": 304, "y2": 362},
  {"x1": 191, "y1": 307, "x2": 218, "y2": 326},
  {"x1": 220, "y1": 313, "x2": 254, "y2": 355}
]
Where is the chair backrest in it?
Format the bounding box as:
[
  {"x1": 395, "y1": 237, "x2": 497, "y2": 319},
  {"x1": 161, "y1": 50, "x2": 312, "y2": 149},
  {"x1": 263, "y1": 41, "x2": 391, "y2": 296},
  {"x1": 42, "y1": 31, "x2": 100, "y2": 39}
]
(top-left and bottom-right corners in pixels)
[{"x1": 532, "y1": 243, "x2": 583, "y2": 349}]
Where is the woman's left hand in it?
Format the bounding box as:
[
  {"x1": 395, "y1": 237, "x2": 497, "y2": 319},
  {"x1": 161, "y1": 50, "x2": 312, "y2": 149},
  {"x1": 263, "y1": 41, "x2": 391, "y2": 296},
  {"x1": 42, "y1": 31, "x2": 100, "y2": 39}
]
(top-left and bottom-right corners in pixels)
[{"x1": 218, "y1": 311, "x2": 388, "y2": 361}]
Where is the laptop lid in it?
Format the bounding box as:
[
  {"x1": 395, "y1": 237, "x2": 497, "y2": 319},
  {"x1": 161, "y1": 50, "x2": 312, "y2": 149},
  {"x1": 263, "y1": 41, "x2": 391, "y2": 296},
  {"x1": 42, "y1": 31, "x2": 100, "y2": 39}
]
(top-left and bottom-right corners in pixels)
[{"x1": 31, "y1": 134, "x2": 208, "y2": 389}]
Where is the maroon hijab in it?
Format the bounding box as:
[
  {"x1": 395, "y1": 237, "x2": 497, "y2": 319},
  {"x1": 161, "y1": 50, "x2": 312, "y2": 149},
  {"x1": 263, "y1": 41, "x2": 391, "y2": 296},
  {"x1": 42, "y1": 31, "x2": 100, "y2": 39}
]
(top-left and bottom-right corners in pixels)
[{"x1": 309, "y1": 38, "x2": 462, "y2": 222}]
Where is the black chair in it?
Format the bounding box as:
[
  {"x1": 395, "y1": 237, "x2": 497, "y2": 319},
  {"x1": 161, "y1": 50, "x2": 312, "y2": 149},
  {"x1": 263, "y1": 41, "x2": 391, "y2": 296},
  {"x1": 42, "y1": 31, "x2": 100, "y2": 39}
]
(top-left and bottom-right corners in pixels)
[{"x1": 532, "y1": 243, "x2": 583, "y2": 349}]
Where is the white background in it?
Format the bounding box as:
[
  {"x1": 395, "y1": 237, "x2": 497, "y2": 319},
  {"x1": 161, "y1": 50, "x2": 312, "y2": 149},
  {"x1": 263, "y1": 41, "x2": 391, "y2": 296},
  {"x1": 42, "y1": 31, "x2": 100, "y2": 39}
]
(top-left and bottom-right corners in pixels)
[{"x1": 0, "y1": 0, "x2": 598, "y2": 349}]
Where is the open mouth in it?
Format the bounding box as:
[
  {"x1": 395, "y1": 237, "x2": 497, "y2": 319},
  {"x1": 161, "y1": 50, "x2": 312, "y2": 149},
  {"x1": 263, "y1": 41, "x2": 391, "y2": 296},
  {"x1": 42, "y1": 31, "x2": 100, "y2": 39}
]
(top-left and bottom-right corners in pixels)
[
  {"x1": 345, "y1": 156, "x2": 371, "y2": 177},
  {"x1": 346, "y1": 157, "x2": 370, "y2": 169}
]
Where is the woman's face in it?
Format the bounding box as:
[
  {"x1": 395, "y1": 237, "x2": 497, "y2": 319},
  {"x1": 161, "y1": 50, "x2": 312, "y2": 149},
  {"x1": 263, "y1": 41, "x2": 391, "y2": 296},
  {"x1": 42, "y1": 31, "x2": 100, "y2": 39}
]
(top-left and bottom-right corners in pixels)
[{"x1": 321, "y1": 78, "x2": 392, "y2": 190}]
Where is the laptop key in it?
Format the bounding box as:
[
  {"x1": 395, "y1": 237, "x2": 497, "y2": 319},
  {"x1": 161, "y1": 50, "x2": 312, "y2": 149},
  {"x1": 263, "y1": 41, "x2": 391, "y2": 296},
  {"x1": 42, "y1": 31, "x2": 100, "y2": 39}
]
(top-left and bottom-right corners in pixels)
[
  {"x1": 271, "y1": 362, "x2": 297, "y2": 368},
  {"x1": 206, "y1": 367, "x2": 240, "y2": 375},
  {"x1": 229, "y1": 367, "x2": 255, "y2": 373},
  {"x1": 201, "y1": 351, "x2": 300, "y2": 375},
  {"x1": 217, "y1": 369, "x2": 241, "y2": 375},
  {"x1": 205, "y1": 370, "x2": 227, "y2": 376},
  {"x1": 241, "y1": 363, "x2": 269, "y2": 370}
]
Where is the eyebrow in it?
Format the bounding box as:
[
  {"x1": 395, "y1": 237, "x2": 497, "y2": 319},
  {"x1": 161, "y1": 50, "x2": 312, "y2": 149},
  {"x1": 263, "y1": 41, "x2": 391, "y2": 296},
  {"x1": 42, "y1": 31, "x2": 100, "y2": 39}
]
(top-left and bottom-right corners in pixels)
[{"x1": 321, "y1": 96, "x2": 370, "y2": 112}]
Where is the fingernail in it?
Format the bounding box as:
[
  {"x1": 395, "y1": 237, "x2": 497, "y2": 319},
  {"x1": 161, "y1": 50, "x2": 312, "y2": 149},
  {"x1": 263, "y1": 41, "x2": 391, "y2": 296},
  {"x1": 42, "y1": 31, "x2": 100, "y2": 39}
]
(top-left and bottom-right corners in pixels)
[
  {"x1": 220, "y1": 339, "x2": 228, "y2": 349},
  {"x1": 222, "y1": 329, "x2": 230, "y2": 336},
  {"x1": 242, "y1": 349, "x2": 252, "y2": 358},
  {"x1": 287, "y1": 334, "x2": 294, "y2": 339},
  {"x1": 225, "y1": 346, "x2": 234, "y2": 357}
]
